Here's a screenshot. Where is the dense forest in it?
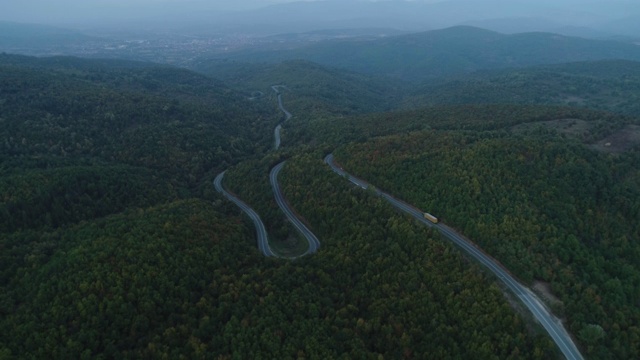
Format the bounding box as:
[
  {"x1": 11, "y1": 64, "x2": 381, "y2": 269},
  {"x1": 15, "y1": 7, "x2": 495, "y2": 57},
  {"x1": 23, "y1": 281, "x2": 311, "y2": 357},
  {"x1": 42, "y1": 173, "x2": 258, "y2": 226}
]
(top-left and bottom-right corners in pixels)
[
  {"x1": 2, "y1": 46, "x2": 640, "y2": 359},
  {"x1": 0, "y1": 54, "x2": 278, "y2": 184},
  {"x1": 0, "y1": 55, "x2": 274, "y2": 357},
  {"x1": 192, "y1": 59, "x2": 404, "y2": 118},
  {"x1": 286, "y1": 103, "x2": 635, "y2": 147},
  {"x1": 0, "y1": 53, "x2": 557, "y2": 356},
  {"x1": 403, "y1": 60, "x2": 640, "y2": 116},
  {"x1": 333, "y1": 125, "x2": 640, "y2": 358}
]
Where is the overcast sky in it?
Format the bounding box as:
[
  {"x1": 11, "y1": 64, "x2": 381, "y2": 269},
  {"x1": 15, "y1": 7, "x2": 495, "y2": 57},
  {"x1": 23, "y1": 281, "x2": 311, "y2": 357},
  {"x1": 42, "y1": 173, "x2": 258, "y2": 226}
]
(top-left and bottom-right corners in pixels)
[
  {"x1": 10, "y1": 1, "x2": 328, "y2": 25},
  {"x1": 4, "y1": 0, "x2": 284, "y2": 14},
  {"x1": 1, "y1": 0, "x2": 637, "y2": 32}
]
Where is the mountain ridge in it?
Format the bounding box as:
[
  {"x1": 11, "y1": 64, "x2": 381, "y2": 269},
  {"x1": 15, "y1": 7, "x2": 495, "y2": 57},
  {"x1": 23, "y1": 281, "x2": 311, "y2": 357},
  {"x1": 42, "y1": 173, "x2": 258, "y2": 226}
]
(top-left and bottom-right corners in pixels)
[{"x1": 217, "y1": 26, "x2": 640, "y2": 81}]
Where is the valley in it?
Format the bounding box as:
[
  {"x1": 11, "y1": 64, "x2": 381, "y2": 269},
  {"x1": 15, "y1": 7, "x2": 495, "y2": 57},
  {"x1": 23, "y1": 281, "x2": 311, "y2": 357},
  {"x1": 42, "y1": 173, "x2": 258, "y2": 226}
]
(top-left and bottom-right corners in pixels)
[{"x1": 1, "y1": 14, "x2": 640, "y2": 359}]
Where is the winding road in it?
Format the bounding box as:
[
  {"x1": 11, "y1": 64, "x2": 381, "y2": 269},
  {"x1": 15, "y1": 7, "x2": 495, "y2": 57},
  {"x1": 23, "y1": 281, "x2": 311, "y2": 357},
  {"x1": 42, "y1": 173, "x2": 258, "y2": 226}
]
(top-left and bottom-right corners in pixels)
[
  {"x1": 271, "y1": 85, "x2": 292, "y2": 150},
  {"x1": 324, "y1": 153, "x2": 584, "y2": 360},
  {"x1": 214, "y1": 171, "x2": 275, "y2": 257},
  {"x1": 270, "y1": 161, "x2": 321, "y2": 255},
  {"x1": 217, "y1": 83, "x2": 583, "y2": 356},
  {"x1": 215, "y1": 85, "x2": 319, "y2": 257}
]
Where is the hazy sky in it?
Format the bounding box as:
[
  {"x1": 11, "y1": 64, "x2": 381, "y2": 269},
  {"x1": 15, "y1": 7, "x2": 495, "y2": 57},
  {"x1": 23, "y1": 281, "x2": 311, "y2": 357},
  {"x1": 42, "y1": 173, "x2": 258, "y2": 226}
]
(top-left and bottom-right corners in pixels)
[
  {"x1": 1, "y1": 0, "x2": 637, "y2": 31},
  {"x1": 0, "y1": 0, "x2": 271, "y2": 25},
  {"x1": 10, "y1": 1, "x2": 343, "y2": 25},
  {"x1": 4, "y1": 0, "x2": 284, "y2": 14}
]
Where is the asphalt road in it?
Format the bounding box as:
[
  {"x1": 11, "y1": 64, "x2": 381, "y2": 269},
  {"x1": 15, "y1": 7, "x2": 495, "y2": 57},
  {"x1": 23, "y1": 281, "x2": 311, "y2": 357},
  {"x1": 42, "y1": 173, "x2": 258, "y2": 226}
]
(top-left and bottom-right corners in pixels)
[
  {"x1": 324, "y1": 153, "x2": 584, "y2": 360},
  {"x1": 214, "y1": 171, "x2": 276, "y2": 257},
  {"x1": 270, "y1": 161, "x2": 321, "y2": 255},
  {"x1": 271, "y1": 85, "x2": 292, "y2": 150},
  {"x1": 274, "y1": 124, "x2": 282, "y2": 150}
]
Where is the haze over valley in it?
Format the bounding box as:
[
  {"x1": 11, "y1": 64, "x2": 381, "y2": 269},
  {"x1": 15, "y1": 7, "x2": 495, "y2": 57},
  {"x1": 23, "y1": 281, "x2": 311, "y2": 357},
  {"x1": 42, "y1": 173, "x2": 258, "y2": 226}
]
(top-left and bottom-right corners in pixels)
[{"x1": 2, "y1": 0, "x2": 640, "y2": 65}]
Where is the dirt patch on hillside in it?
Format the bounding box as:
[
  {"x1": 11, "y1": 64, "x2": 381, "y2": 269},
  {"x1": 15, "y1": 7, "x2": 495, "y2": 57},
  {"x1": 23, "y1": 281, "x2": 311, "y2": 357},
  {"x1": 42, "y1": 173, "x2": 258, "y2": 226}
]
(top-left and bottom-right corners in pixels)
[
  {"x1": 562, "y1": 96, "x2": 586, "y2": 106},
  {"x1": 533, "y1": 281, "x2": 562, "y2": 306},
  {"x1": 591, "y1": 125, "x2": 640, "y2": 153},
  {"x1": 511, "y1": 118, "x2": 593, "y2": 138}
]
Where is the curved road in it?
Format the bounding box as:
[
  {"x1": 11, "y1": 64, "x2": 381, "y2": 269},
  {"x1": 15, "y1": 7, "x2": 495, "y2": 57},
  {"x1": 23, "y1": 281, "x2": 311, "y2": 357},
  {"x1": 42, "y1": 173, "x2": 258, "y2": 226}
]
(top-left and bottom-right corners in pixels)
[
  {"x1": 214, "y1": 171, "x2": 275, "y2": 257},
  {"x1": 324, "y1": 153, "x2": 583, "y2": 360},
  {"x1": 215, "y1": 85, "x2": 317, "y2": 257},
  {"x1": 274, "y1": 124, "x2": 282, "y2": 150},
  {"x1": 270, "y1": 161, "x2": 321, "y2": 255},
  {"x1": 271, "y1": 85, "x2": 292, "y2": 150}
]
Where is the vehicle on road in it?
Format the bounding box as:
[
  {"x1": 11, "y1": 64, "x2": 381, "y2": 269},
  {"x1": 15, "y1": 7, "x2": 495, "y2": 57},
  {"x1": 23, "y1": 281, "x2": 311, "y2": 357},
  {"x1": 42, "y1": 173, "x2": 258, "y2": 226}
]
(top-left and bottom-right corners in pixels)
[
  {"x1": 424, "y1": 212, "x2": 438, "y2": 223},
  {"x1": 325, "y1": 153, "x2": 584, "y2": 360}
]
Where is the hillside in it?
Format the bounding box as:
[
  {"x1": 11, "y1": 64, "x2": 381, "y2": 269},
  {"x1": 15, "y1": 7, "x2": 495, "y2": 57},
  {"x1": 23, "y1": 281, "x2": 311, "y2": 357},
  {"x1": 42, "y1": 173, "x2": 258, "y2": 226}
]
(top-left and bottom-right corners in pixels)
[
  {"x1": 404, "y1": 60, "x2": 640, "y2": 116},
  {"x1": 0, "y1": 54, "x2": 295, "y2": 357},
  {"x1": 191, "y1": 59, "x2": 405, "y2": 116},
  {"x1": 3, "y1": 49, "x2": 640, "y2": 358},
  {"x1": 287, "y1": 104, "x2": 635, "y2": 147},
  {"x1": 332, "y1": 113, "x2": 640, "y2": 359},
  {"x1": 0, "y1": 54, "x2": 277, "y2": 184},
  {"x1": 0, "y1": 53, "x2": 560, "y2": 359},
  {"x1": 216, "y1": 26, "x2": 640, "y2": 81}
]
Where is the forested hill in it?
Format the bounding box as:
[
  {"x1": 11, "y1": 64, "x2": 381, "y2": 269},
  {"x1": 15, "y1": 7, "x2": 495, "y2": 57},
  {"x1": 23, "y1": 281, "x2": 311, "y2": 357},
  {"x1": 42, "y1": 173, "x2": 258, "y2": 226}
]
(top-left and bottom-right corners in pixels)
[
  {"x1": 288, "y1": 104, "x2": 636, "y2": 148},
  {"x1": 1, "y1": 54, "x2": 559, "y2": 358},
  {"x1": 404, "y1": 60, "x2": 640, "y2": 116},
  {"x1": 0, "y1": 54, "x2": 278, "y2": 182},
  {"x1": 0, "y1": 53, "x2": 277, "y2": 255},
  {"x1": 4, "y1": 47, "x2": 640, "y2": 358},
  {"x1": 333, "y1": 125, "x2": 640, "y2": 358},
  {"x1": 0, "y1": 55, "x2": 279, "y2": 358},
  {"x1": 0, "y1": 54, "x2": 244, "y2": 107},
  {"x1": 191, "y1": 59, "x2": 405, "y2": 115},
  {"x1": 214, "y1": 26, "x2": 640, "y2": 81}
]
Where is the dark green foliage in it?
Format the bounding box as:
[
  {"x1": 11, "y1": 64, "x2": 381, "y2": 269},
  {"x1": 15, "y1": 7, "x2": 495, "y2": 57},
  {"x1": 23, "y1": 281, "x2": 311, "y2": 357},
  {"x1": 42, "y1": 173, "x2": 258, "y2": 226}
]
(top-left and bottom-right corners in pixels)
[
  {"x1": 223, "y1": 154, "x2": 305, "y2": 253},
  {"x1": 0, "y1": 55, "x2": 282, "y2": 356},
  {"x1": 2, "y1": 49, "x2": 640, "y2": 359},
  {"x1": 222, "y1": 154, "x2": 557, "y2": 358},
  {"x1": 288, "y1": 103, "x2": 633, "y2": 147},
  {"x1": 0, "y1": 54, "x2": 277, "y2": 184},
  {"x1": 193, "y1": 59, "x2": 405, "y2": 116},
  {"x1": 336, "y1": 129, "x2": 640, "y2": 358},
  {"x1": 0, "y1": 165, "x2": 178, "y2": 233},
  {"x1": 405, "y1": 60, "x2": 640, "y2": 116},
  {"x1": 0, "y1": 156, "x2": 556, "y2": 359},
  {"x1": 0, "y1": 199, "x2": 260, "y2": 359}
]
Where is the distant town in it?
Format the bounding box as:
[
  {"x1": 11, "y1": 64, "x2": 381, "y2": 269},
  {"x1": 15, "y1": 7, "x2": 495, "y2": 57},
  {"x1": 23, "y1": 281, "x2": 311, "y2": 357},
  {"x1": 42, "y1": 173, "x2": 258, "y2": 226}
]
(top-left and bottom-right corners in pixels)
[{"x1": 1, "y1": 28, "x2": 393, "y2": 66}]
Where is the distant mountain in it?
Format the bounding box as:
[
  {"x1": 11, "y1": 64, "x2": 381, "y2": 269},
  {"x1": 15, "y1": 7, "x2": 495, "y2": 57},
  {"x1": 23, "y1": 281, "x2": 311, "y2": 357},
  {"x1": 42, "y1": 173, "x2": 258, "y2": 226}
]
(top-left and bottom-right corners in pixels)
[
  {"x1": 200, "y1": 0, "x2": 640, "y2": 35},
  {"x1": 263, "y1": 28, "x2": 409, "y2": 42},
  {"x1": 461, "y1": 17, "x2": 563, "y2": 35},
  {"x1": 460, "y1": 18, "x2": 617, "y2": 39},
  {"x1": 598, "y1": 16, "x2": 640, "y2": 38},
  {"x1": 218, "y1": 26, "x2": 640, "y2": 81},
  {"x1": 3, "y1": 0, "x2": 639, "y2": 37},
  {"x1": 206, "y1": 0, "x2": 432, "y2": 33},
  {"x1": 0, "y1": 22, "x2": 102, "y2": 52},
  {"x1": 548, "y1": 26, "x2": 617, "y2": 40}
]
